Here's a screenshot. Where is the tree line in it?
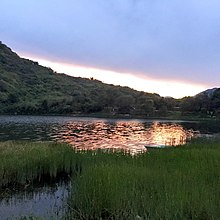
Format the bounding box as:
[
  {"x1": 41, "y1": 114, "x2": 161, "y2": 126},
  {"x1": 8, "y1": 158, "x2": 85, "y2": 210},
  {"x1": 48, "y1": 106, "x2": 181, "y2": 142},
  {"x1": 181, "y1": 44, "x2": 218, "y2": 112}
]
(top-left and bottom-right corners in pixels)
[{"x1": 0, "y1": 41, "x2": 220, "y2": 118}]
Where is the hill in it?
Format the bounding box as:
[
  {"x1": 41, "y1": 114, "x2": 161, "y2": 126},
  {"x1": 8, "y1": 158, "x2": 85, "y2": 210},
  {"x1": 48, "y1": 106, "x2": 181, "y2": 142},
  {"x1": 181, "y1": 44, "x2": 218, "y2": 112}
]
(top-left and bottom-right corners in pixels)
[
  {"x1": 196, "y1": 88, "x2": 218, "y2": 98},
  {"x1": 1, "y1": 41, "x2": 219, "y2": 118},
  {"x1": 180, "y1": 88, "x2": 220, "y2": 118},
  {"x1": 0, "y1": 41, "x2": 173, "y2": 116}
]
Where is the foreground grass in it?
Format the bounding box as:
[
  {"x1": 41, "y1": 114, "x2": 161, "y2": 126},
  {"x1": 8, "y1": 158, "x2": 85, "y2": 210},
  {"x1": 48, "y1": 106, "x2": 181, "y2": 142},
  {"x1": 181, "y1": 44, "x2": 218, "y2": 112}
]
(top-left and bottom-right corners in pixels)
[
  {"x1": 0, "y1": 141, "x2": 78, "y2": 188},
  {"x1": 68, "y1": 139, "x2": 220, "y2": 220},
  {"x1": 0, "y1": 139, "x2": 220, "y2": 219}
]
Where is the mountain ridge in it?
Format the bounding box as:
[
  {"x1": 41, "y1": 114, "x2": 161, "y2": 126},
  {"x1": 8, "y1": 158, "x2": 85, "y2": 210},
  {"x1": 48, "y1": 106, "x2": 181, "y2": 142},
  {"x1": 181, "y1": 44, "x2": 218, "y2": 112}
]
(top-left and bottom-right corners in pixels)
[
  {"x1": 0, "y1": 41, "x2": 220, "y2": 118},
  {"x1": 196, "y1": 88, "x2": 218, "y2": 98},
  {"x1": 0, "y1": 41, "x2": 165, "y2": 116}
]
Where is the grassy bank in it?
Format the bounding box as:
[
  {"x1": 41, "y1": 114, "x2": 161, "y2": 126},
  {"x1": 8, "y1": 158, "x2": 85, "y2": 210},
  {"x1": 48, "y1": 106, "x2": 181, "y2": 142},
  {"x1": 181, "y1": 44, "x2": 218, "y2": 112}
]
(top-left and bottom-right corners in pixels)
[
  {"x1": 0, "y1": 141, "x2": 78, "y2": 188},
  {"x1": 68, "y1": 139, "x2": 220, "y2": 220},
  {"x1": 0, "y1": 140, "x2": 220, "y2": 219}
]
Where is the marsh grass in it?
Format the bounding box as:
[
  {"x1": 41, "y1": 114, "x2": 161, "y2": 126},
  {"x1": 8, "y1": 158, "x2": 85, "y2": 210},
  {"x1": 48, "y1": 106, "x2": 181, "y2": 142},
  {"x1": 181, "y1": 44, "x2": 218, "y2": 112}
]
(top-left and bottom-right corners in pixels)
[
  {"x1": 67, "y1": 138, "x2": 220, "y2": 220},
  {"x1": 0, "y1": 139, "x2": 219, "y2": 219},
  {"x1": 0, "y1": 141, "x2": 80, "y2": 189}
]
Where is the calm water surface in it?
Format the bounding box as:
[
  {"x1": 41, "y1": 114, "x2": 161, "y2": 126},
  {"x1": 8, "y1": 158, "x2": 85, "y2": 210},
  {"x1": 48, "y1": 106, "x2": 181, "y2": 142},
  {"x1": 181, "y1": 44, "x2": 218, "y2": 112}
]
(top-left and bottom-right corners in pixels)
[
  {"x1": 0, "y1": 115, "x2": 209, "y2": 153},
  {"x1": 0, "y1": 181, "x2": 70, "y2": 220}
]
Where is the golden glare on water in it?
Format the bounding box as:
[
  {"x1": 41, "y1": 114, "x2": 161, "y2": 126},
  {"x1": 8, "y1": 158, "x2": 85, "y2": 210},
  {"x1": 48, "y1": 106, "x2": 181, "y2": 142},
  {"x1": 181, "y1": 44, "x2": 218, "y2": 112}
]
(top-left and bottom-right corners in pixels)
[
  {"x1": 148, "y1": 122, "x2": 194, "y2": 147},
  {"x1": 54, "y1": 121, "x2": 195, "y2": 154}
]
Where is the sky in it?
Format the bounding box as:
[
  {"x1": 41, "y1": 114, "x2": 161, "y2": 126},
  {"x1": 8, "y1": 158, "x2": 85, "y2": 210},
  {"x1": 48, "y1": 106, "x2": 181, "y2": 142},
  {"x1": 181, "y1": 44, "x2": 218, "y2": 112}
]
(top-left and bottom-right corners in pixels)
[{"x1": 1, "y1": 0, "x2": 220, "y2": 98}]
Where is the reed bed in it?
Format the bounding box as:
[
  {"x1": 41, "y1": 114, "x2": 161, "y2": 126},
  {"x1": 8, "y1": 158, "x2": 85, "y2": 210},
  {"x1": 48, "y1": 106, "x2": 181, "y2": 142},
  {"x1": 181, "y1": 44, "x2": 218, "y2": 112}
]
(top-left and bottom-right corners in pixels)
[
  {"x1": 0, "y1": 139, "x2": 219, "y2": 219},
  {"x1": 67, "y1": 138, "x2": 220, "y2": 220},
  {"x1": 0, "y1": 141, "x2": 78, "y2": 188}
]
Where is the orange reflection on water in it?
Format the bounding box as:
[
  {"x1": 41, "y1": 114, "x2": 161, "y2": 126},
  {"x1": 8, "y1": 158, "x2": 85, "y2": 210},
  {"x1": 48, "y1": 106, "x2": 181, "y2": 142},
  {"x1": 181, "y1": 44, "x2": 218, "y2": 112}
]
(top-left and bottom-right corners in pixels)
[
  {"x1": 53, "y1": 121, "x2": 195, "y2": 154},
  {"x1": 148, "y1": 122, "x2": 194, "y2": 147}
]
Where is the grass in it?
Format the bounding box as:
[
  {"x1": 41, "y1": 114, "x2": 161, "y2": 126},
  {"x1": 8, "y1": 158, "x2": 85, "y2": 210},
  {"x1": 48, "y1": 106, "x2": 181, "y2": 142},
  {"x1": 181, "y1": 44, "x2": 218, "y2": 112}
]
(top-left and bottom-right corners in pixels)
[
  {"x1": 0, "y1": 139, "x2": 220, "y2": 219},
  {"x1": 67, "y1": 138, "x2": 220, "y2": 220},
  {"x1": 0, "y1": 141, "x2": 78, "y2": 188}
]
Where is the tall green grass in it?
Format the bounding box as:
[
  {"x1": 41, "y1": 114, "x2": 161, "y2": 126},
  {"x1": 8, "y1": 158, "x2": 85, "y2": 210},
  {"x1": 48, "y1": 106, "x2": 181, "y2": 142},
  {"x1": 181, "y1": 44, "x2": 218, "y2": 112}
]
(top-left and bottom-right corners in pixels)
[
  {"x1": 0, "y1": 141, "x2": 78, "y2": 187},
  {"x1": 67, "y1": 139, "x2": 220, "y2": 220},
  {"x1": 0, "y1": 139, "x2": 219, "y2": 219}
]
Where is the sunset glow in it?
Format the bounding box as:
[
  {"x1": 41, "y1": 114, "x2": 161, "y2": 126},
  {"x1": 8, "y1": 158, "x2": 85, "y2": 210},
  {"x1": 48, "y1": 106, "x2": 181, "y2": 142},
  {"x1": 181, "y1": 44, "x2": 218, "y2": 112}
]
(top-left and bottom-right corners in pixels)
[
  {"x1": 21, "y1": 54, "x2": 206, "y2": 98},
  {"x1": 50, "y1": 120, "x2": 195, "y2": 153},
  {"x1": 2, "y1": 0, "x2": 220, "y2": 95}
]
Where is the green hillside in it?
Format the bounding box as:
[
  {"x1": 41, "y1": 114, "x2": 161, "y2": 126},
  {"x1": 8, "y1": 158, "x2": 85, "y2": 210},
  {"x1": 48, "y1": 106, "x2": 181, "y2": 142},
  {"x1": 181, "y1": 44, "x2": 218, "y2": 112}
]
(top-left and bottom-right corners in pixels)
[
  {"x1": 0, "y1": 41, "x2": 171, "y2": 116},
  {"x1": 180, "y1": 88, "x2": 220, "y2": 118},
  {"x1": 1, "y1": 41, "x2": 219, "y2": 118}
]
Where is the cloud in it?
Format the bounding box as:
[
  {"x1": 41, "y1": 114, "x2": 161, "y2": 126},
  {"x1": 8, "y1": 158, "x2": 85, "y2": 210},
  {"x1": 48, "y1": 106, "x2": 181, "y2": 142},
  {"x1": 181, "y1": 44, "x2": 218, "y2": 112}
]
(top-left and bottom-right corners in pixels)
[{"x1": 1, "y1": 0, "x2": 220, "y2": 85}]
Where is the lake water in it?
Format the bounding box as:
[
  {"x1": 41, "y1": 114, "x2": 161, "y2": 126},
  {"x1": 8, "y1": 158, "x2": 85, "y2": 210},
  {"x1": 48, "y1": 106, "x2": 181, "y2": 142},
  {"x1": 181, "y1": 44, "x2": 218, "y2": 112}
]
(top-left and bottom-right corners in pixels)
[
  {"x1": 0, "y1": 115, "x2": 219, "y2": 219},
  {"x1": 0, "y1": 181, "x2": 71, "y2": 220},
  {"x1": 0, "y1": 115, "x2": 219, "y2": 153}
]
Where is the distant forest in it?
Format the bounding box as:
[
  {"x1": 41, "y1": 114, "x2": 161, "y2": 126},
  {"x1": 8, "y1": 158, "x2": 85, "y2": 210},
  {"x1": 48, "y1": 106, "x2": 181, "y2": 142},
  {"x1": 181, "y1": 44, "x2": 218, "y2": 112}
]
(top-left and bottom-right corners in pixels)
[{"x1": 0, "y1": 41, "x2": 220, "y2": 118}]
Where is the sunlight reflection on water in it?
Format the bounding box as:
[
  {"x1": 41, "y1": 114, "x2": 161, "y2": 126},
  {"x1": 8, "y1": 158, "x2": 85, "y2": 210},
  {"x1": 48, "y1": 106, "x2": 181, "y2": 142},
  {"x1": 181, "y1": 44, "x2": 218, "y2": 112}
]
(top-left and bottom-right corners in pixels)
[
  {"x1": 53, "y1": 121, "x2": 195, "y2": 154},
  {"x1": 0, "y1": 116, "x2": 199, "y2": 154}
]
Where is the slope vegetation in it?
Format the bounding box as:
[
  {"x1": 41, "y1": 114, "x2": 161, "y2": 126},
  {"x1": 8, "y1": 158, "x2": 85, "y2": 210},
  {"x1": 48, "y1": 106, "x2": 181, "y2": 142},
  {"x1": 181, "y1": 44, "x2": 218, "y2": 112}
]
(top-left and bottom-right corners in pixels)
[{"x1": 0, "y1": 41, "x2": 171, "y2": 116}]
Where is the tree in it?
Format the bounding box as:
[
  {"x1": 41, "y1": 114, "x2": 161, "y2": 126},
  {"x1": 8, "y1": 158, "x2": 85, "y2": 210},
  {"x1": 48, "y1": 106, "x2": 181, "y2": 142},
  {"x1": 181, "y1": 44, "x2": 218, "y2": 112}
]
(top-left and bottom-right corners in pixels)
[
  {"x1": 115, "y1": 95, "x2": 135, "y2": 114},
  {"x1": 135, "y1": 96, "x2": 154, "y2": 116},
  {"x1": 7, "y1": 93, "x2": 19, "y2": 104}
]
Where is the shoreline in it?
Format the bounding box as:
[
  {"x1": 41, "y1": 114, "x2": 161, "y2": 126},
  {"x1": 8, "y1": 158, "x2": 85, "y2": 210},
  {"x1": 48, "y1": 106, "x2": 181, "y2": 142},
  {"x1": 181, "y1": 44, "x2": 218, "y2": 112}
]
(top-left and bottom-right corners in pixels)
[{"x1": 0, "y1": 113, "x2": 219, "y2": 122}]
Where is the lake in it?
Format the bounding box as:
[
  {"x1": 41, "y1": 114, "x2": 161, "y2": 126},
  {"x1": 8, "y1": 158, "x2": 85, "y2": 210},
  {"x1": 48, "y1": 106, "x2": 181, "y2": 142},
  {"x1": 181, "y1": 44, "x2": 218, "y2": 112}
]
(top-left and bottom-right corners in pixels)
[
  {"x1": 0, "y1": 115, "x2": 219, "y2": 153},
  {"x1": 0, "y1": 115, "x2": 219, "y2": 219},
  {"x1": 0, "y1": 181, "x2": 70, "y2": 220}
]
